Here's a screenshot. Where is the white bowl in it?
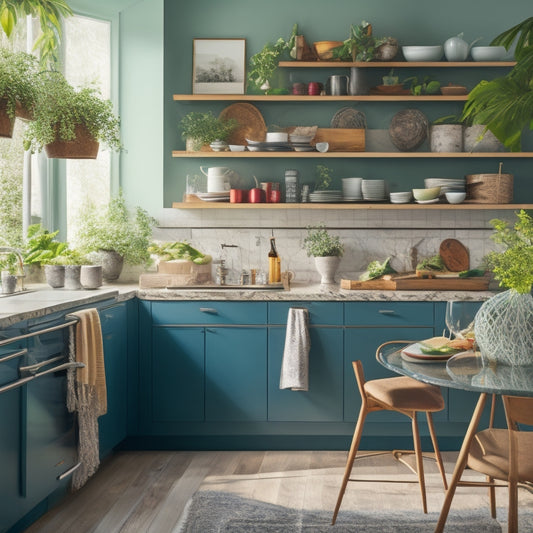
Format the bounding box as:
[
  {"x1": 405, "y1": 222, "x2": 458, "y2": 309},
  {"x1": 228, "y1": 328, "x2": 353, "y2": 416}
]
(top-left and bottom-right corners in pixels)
[
  {"x1": 470, "y1": 46, "x2": 506, "y2": 62},
  {"x1": 229, "y1": 145, "x2": 246, "y2": 152},
  {"x1": 402, "y1": 45, "x2": 443, "y2": 62},
  {"x1": 266, "y1": 132, "x2": 288, "y2": 143},
  {"x1": 445, "y1": 191, "x2": 467, "y2": 204},
  {"x1": 315, "y1": 142, "x2": 329, "y2": 153},
  {"x1": 412, "y1": 186, "x2": 441, "y2": 201}
]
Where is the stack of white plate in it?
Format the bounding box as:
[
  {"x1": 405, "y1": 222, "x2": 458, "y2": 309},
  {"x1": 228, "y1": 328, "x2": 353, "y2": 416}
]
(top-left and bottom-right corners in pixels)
[
  {"x1": 424, "y1": 178, "x2": 466, "y2": 196},
  {"x1": 196, "y1": 192, "x2": 230, "y2": 202},
  {"x1": 361, "y1": 179, "x2": 386, "y2": 201},
  {"x1": 390, "y1": 191, "x2": 413, "y2": 204},
  {"x1": 289, "y1": 133, "x2": 315, "y2": 152},
  {"x1": 309, "y1": 190, "x2": 343, "y2": 203},
  {"x1": 342, "y1": 177, "x2": 363, "y2": 201}
]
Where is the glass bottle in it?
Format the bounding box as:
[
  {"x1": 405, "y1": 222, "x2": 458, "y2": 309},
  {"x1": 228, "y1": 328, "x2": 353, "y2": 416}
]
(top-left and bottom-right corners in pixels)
[{"x1": 268, "y1": 237, "x2": 281, "y2": 283}]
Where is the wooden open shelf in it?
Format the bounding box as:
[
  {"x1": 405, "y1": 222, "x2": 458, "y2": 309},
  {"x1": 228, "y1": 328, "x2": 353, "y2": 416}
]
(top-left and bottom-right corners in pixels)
[
  {"x1": 278, "y1": 60, "x2": 516, "y2": 68},
  {"x1": 173, "y1": 94, "x2": 469, "y2": 102},
  {"x1": 172, "y1": 202, "x2": 533, "y2": 210},
  {"x1": 172, "y1": 150, "x2": 533, "y2": 159}
]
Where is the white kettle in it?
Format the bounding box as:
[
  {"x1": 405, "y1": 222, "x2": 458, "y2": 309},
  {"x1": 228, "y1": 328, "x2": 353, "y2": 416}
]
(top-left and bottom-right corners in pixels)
[{"x1": 444, "y1": 33, "x2": 482, "y2": 61}]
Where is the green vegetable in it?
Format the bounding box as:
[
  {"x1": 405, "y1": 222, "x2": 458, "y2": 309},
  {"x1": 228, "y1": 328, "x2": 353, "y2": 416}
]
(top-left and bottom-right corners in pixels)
[
  {"x1": 458, "y1": 268, "x2": 486, "y2": 278},
  {"x1": 359, "y1": 257, "x2": 397, "y2": 281},
  {"x1": 149, "y1": 242, "x2": 212, "y2": 265},
  {"x1": 419, "y1": 344, "x2": 458, "y2": 356},
  {"x1": 416, "y1": 254, "x2": 446, "y2": 271}
]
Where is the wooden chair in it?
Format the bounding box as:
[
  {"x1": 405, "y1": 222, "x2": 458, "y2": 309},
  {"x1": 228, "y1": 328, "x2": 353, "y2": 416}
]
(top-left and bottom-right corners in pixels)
[{"x1": 332, "y1": 341, "x2": 448, "y2": 524}]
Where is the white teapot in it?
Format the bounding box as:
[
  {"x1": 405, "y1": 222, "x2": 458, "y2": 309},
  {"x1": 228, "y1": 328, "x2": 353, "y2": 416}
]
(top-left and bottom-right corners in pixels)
[{"x1": 444, "y1": 33, "x2": 482, "y2": 61}]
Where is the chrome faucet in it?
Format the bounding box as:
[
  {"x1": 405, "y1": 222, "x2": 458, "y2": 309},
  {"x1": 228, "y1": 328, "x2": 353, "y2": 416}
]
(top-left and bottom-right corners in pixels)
[{"x1": 0, "y1": 247, "x2": 25, "y2": 292}]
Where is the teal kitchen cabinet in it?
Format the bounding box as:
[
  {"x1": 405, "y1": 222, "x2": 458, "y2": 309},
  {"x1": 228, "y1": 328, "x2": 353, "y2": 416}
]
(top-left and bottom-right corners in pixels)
[
  {"x1": 267, "y1": 302, "x2": 344, "y2": 422},
  {"x1": 98, "y1": 302, "x2": 129, "y2": 457}
]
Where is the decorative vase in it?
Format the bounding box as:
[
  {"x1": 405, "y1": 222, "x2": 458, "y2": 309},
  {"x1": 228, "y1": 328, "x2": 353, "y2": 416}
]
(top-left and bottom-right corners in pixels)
[
  {"x1": 430, "y1": 124, "x2": 463, "y2": 152},
  {"x1": 1, "y1": 272, "x2": 17, "y2": 294},
  {"x1": 314, "y1": 256, "x2": 341, "y2": 284},
  {"x1": 80, "y1": 265, "x2": 103, "y2": 289},
  {"x1": 463, "y1": 125, "x2": 504, "y2": 153},
  {"x1": 64, "y1": 265, "x2": 82, "y2": 290},
  {"x1": 99, "y1": 250, "x2": 124, "y2": 281},
  {"x1": 474, "y1": 289, "x2": 533, "y2": 366},
  {"x1": 44, "y1": 264, "x2": 65, "y2": 288}
]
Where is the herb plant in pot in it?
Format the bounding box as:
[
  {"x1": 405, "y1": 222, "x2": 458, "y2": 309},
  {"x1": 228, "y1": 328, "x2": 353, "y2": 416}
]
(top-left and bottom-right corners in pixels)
[
  {"x1": 180, "y1": 111, "x2": 238, "y2": 152},
  {"x1": 302, "y1": 223, "x2": 344, "y2": 284},
  {"x1": 0, "y1": 252, "x2": 19, "y2": 294},
  {"x1": 75, "y1": 190, "x2": 157, "y2": 281},
  {"x1": 24, "y1": 71, "x2": 121, "y2": 159},
  {"x1": 474, "y1": 210, "x2": 533, "y2": 366}
]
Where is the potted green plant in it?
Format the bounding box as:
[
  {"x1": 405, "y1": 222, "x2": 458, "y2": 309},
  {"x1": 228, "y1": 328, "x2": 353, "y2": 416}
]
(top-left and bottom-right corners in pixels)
[
  {"x1": 24, "y1": 71, "x2": 122, "y2": 159},
  {"x1": 461, "y1": 18, "x2": 533, "y2": 152},
  {"x1": 331, "y1": 21, "x2": 382, "y2": 62},
  {"x1": 179, "y1": 111, "x2": 238, "y2": 151},
  {"x1": 474, "y1": 209, "x2": 533, "y2": 366},
  {"x1": 75, "y1": 190, "x2": 157, "y2": 281},
  {"x1": 0, "y1": 252, "x2": 19, "y2": 294},
  {"x1": 0, "y1": 49, "x2": 41, "y2": 137},
  {"x1": 302, "y1": 223, "x2": 344, "y2": 284}
]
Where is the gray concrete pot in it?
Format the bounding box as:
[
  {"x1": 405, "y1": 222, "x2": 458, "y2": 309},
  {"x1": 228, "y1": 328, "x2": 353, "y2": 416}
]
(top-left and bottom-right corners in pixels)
[
  {"x1": 64, "y1": 265, "x2": 82, "y2": 290},
  {"x1": 1, "y1": 272, "x2": 17, "y2": 294},
  {"x1": 430, "y1": 124, "x2": 463, "y2": 152},
  {"x1": 44, "y1": 264, "x2": 65, "y2": 288},
  {"x1": 464, "y1": 125, "x2": 505, "y2": 152},
  {"x1": 99, "y1": 250, "x2": 124, "y2": 281},
  {"x1": 80, "y1": 265, "x2": 103, "y2": 289},
  {"x1": 314, "y1": 256, "x2": 341, "y2": 284}
]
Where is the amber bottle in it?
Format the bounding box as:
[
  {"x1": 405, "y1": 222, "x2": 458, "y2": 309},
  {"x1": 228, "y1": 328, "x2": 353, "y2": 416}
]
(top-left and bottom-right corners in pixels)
[{"x1": 268, "y1": 237, "x2": 281, "y2": 283}]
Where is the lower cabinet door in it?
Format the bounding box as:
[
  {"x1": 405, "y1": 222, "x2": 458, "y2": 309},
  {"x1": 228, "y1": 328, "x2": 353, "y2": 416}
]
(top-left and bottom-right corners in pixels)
[
  {"x1": 268, "y1": 326, "x2": 344, "y2": 422},
  {"x1": 205, "y1": 327, "x2": 267, "y2": 421},
  {"x1": 343, "y1": 326, "x2": 435, "y2": 422},
  {"x1": 152, "y1": 327, "x2": 205, "y2": 422}
]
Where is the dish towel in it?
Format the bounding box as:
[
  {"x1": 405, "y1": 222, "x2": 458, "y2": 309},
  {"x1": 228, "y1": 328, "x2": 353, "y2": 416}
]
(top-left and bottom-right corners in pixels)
[
  {"x1": 67, "y1": 308, "x2": 107, "y2": 491},
  {"x1": 280, "y1": 307, "x2": 311, "y2": 391}
]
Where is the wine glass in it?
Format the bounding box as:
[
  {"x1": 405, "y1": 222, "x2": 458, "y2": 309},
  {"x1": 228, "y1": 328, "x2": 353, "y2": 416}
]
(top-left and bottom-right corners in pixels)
[{"x1": 445, "y1": 301, "x2": 479, "y2": 340}]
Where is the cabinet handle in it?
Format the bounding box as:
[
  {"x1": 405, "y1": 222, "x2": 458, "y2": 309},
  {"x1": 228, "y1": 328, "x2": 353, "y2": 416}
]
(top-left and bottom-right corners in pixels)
[
  {"x1": 57, "y1": 462, "x2": 82, "y2": 481},
  {"x1": 0, "y1": 348, "x2": 27, "y2": 364},
  {"x1": 378, "y1": 309, "x2": 396, "y2": 315},
  {"x1": 19, "y1": 354, "x2": 64, "y2": 376},
  {"x1": 199, "y1": 307, "x2": 218, "y2": 314}
]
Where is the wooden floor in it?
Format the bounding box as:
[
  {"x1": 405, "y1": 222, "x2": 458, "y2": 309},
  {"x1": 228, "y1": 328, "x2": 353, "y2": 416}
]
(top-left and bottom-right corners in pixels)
[{"x1": 24, "y1": 449, "x2": 522, "y2": 533}]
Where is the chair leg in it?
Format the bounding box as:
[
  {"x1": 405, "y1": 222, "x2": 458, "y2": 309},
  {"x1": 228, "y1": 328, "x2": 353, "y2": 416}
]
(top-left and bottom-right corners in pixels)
[
  {"x1": 411, "y1": 412, "x2": 428, "y2": 514},
  {"x1": 487, "y1": 475, "x2": 497, "y2": 518},
  {"x1": 508, "y1": 480, "x2": 518, "y2": 533},
  {"x1": 426, "y1": 411, "x2": 448, "y2": 490},
  {"x1": 332, "y1": 405, "x2": 368, "y2": 525}
]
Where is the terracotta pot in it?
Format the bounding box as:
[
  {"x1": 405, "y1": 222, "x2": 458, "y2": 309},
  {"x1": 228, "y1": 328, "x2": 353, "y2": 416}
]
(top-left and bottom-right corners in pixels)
[
  {"x1": 15, "y1": 100, "x2": 34, "y2": 121},
  {"x1": 0, "y1": 99, "x2": 15, "y2": 138},
  {"x1": 44, "y1": 124, "x2": 100, "y2": 159}
]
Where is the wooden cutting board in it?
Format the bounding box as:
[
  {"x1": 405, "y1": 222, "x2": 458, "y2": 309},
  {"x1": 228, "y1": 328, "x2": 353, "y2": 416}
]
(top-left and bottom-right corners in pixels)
[
  {"x1": 439, "y1": 239, "x2": 470, "y2": 272},
  {"x1": 340, "y1": 274, "x2": 489, "y2": 291}
]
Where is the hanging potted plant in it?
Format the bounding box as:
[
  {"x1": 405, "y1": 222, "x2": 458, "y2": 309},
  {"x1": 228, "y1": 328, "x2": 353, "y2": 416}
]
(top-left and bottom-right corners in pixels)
[
  {"x1": 0, "y1": 49, "x2": 41, "y2": 137},
  {"x1": 75, "y1": 190, "x2": 157, "y2": 281},
  {"x1": 23, "y1": 71, "x2": 121, "y2": 159},
  {"x1": 474, "y1": 210, "x2": 533, "y2": 366},
  {"x1": 302, "y1": 223, "x2": 344, "y2": 284}
]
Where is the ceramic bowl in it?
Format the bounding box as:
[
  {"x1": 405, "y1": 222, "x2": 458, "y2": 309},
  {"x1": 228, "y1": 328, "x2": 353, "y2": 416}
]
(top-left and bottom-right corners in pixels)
[
  {"x1": 470, "y1": 46, "x2": 506, "y2": 62},
  {"x1": 445, "y1": 191, "x2": 467, "y2": 204},
  {"x1": 402, "y1": 45, "x2": 443, "y2": 62},
  {"x1": 229, "y1": 145, "x2": 246, "y2": 152},
  {"x1": 266, "y1": 132, "x2": 288, "y2": 143},
  {"x1": 390, "y1": 191, "x2": 413, "y2": 204},
  {"x1": 315, "y1": 142, "x2": 329, "y2": 153},
  {"x1": 412, "y1": 186, "x2": 441, "y2": 201}
]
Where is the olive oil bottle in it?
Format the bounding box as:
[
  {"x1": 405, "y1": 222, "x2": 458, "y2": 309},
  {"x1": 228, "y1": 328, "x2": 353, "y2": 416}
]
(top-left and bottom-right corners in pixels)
[{"x1": 268, "y1": 237, "x2": 281, "y2": 283}]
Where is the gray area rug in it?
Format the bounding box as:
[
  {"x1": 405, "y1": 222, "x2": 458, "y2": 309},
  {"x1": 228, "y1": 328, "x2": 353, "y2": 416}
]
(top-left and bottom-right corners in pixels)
[{"x1": 176, "y1": 490, "x2": 506, "y2": 532}]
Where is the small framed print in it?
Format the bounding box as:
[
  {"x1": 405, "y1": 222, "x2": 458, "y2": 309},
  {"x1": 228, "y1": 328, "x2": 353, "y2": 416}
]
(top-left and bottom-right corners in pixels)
[{"x1": 193, "y1": 38, "x2": 246, "y2": 94}]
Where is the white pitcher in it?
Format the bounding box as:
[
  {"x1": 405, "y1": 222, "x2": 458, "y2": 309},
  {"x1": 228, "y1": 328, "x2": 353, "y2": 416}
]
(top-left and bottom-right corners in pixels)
[
  {"x1": 444, "y1": 33, "x2": 482, "y2": 61},
  {"x1": 200, "y1": 166, "x2": 232, "y2": 193}
]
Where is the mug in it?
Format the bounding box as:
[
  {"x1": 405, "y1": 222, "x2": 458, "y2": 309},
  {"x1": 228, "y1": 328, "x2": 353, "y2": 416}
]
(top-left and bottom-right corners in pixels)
[
  {"x1": 307, "y1": 82, "x2": 322, "y2": 95},
  {"x1": 230, "y1": 189, "x2": 245, "y2": 203},
  {"x1": 260, "y1": 182, "x2": 273, "y2": 203},
  {"x1": 327, "y1": 75, "x2": 348, "y2": 96}
]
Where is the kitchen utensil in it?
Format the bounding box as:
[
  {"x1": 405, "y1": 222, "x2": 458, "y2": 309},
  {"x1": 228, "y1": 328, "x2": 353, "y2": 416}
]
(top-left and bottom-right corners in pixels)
[
  {"x1": 444, "y1": 33, "x2": 482, "y2": 62},
  {"x1": 219, "y1": 103, "x2": 267, "y2": 145},
  {"x1": 348, "y1": 67, "x2": 368, "y2": 95},
  {"x1": 200, "y1": 166, "x2": 232, "y2": 192},
  {"x1": 307, "y1": 82, "x2": 322, "y2": 95},
  {"x1": 402, "y1": 45, "x2": 443, "y2": 61},
  {"x1": 445, "y1": 191, "x2": 466, "y2": 204},
  {"x1": 412, "y1": 187, "x2": 441, "y2": 201},
  {"x1": 439, "y1": 238, "x2": 469, "y2": 272},
  {"x1": 230, "y1": 189, "x2": 246, "y2": 203},
  {"x1": 326, "y1": 75, "x2": 349, "y2": 96}
]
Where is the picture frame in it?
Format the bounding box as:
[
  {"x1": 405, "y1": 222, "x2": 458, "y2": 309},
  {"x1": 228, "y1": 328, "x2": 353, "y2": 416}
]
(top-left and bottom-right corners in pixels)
[{"x1": 193, "y1": 38, "x2": 246, "y2": 95}]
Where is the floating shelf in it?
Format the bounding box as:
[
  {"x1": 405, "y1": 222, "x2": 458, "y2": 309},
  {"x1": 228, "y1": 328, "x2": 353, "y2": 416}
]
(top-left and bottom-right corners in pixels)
[
  {"x1": 172, "y1": 151, "x2": 533, "y2": 159},
  {"x1": 172, "y1": 202, "x2": 533, "y2": 210},
  {"x1": 173, "y1": 94, "x2": 469, "y2": 102},
  {"x1": 278, "y1": 60, "x2": 516, "y2": 68}
]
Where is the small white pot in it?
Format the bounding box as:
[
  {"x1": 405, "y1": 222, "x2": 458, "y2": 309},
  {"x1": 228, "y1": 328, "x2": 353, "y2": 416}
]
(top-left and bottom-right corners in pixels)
[
  {"x1": 80, "y1": 265, "x2": 103, "y2": 289},
  {"x1": 314, "y1": 256, "x2": 341, "y2": 284}
]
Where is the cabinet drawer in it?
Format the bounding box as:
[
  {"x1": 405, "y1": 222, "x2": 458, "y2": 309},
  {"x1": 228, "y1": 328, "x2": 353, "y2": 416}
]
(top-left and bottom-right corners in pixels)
[
  {"x1": 151, "y1": 301, "x2": 267, "y2": 325},
  {"x1": 268, "y1": 302, "x2": 343, "y2": 325},
  {"x1": 344, "y1": 302, "x2": 434, "y2": 326}
]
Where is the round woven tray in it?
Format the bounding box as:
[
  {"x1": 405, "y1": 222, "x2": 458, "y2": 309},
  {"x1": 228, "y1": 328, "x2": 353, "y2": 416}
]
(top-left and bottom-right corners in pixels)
[
  {"x1": 465, "y1": 173, "x2": 513, "y2": 204},
  {"x1": 219, "y1": 103, "x2": 267, "y2": 145},
  {"x1": 389, "y1": 109, "x2": 429, "y2": 151},
  {"x1": 331, "y1": 107, "x2": 367, "y2": 129}
]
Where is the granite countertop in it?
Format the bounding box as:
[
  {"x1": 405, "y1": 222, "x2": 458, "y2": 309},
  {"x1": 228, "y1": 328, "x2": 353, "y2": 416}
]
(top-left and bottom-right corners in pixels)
[{"x1": 0, "y1": 281, "x2": 496, "y2": 329}]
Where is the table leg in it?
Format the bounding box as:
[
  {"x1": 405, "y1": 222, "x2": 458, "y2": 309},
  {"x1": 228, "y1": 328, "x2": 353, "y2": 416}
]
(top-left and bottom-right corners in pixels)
[{"x1": 434, "y1": 392, "x2": 488, "y2": 533}]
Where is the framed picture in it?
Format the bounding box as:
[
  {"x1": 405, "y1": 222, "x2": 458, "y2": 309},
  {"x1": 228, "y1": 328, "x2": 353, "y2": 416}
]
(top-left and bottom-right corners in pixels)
[{"x1": 193, "y1": 38, "x2": 246, "y2": 95}]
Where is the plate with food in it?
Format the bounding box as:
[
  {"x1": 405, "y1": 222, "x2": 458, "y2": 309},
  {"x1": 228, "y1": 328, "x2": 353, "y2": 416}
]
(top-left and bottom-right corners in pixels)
[{"x1": 401, "y1": 336, "x2": 473, "y2": 363}]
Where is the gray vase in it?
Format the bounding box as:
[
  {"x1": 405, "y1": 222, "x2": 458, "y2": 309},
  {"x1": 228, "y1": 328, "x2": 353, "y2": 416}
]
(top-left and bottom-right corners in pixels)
[
  {"x1": 1, "y1": 272, "x2": 17, "y2": 294},
  {"x1": 44, "y1": 264, "x2": 65, "y2": 288},
  {"x1": 99, "y1": 250, "x2": 124, "y2": 281},
  {"x1": 80, "y1": 265, "x2": 103, "y2": 289},
  {"x1": 314, "y1": 256, "x2": 341, "y2": 284},
  {"x1": 430, "y1": 124, "x2": 463, "y2": 152},
  {"x1": 64, "y1": 265, "x2": 82, "y2": 290}
]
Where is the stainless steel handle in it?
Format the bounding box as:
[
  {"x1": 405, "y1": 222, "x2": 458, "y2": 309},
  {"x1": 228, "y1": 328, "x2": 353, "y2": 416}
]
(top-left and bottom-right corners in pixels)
[
  {"x1": 57, "y1": 462, "x2": 82, "y2": 481},
  {"x1": 0, "y1": 375, "x2": 34, "y2": 394},
  {"x1": 0, "y1": 348, "x2": 27, "y2": 364},
  {"x1": 0, "y1": 318, "x2": 78, "y2": 348},
  {"x1": 19, "y1": 355, "x2": 64, "y2": 375},
  {"x1": 199, "y1": 307, "x2": 218, "y2": 314},
  {"x1": 378, "y1": 310, "x2": 396, "y2": 315}
]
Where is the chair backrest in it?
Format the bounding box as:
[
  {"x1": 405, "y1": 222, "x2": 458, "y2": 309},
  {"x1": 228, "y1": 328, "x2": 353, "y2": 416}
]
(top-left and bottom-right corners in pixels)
[
  {"x1": 502, "y1": 395, "x2": 533, "y2": 430},
  {"x1": 352, "y1": 360, "x2": 366, "y2": 400}
]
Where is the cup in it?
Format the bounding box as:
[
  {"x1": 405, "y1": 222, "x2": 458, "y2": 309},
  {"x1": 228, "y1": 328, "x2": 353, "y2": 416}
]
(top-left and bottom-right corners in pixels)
[
  {"x1": 270, "y1": 189, "x2": 281, "y2": 203},
  {"x1": 327, "y1": 75, "x2": 349, "y2": 95},
  {"x1": 260, "y1": 182, "x2": 273, "y2": 203},
  {"x1": 308, "y1": 82, "x2": 322, "y2": 95},
  {"x1": 230, "y1": 189, "x2": 245, "y2": 203}
]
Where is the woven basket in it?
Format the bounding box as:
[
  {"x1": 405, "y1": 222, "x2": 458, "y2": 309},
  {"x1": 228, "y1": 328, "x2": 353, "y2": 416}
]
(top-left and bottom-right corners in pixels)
[{"x1": 465, "y1": 173, "x2": 513, "y2": 204}]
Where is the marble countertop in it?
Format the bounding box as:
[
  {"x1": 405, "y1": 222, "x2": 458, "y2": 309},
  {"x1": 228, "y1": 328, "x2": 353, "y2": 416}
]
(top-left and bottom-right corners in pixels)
[{"x1": 0, "y1": 282, "x2": 496, "y2": 329}]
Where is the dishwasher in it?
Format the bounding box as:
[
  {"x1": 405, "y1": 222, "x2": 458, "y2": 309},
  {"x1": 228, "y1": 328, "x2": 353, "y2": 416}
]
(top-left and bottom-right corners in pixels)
[{"x1": 0, "y1": 315, "x2": 84, "y2": 531}]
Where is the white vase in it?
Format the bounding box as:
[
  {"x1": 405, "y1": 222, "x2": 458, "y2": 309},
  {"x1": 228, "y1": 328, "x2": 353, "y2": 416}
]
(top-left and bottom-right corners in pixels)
[
  {"x1": 314, "y1": 256, "x2": 341, "y2": 284},
  {"x1": 474, "y1": 289, "x2": 533, "y2": 366}
]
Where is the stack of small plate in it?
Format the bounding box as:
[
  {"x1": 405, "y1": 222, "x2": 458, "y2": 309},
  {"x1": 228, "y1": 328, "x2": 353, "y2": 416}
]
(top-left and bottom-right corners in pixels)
[
  {"x1": 424, "y1": 178, "x2": 466, "y2": 196},
  {"x1": 246, "y1": 139, "x2": 292, "y2": 152},
  {"x1": 309, "y1": 190, "x2": 343, "y2": 203},
  {"x1": 289, "y1": 133, "x2": 315, "y2": 152},
  {"x1": 196, "y1": 192, "x2": 230, "y2": 202},
  {"x1": 389, "y1": 191, "x2": 413, "y2": 204},
  {"x1": 342, "y1": 177, "x2": 363, "y2": 201},
  {"x1": 361, "y1": 179, "x2": 386, "y2": 201}
]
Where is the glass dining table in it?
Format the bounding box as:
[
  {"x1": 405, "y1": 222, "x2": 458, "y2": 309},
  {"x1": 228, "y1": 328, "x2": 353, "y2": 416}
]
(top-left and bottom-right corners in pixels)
[{"x1": 378, "y1": 341, "x2": 533, "y2": 533}]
